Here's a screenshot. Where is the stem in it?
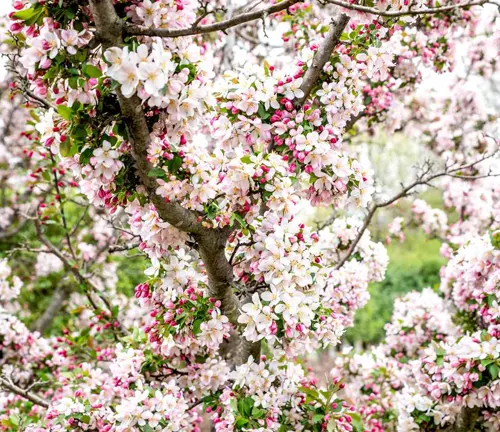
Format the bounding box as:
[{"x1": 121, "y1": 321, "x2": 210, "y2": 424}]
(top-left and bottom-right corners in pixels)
[{"x1": 0, "y1": 376, "x2": 49, "y2": 408}]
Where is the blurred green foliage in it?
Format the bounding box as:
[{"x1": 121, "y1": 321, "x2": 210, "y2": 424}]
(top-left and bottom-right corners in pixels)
[
  {"x1": 344, "y1": 230, "x2": 445, "y2": 347},
  {"x1": 0, "y1": 202, "x2": 147, "y2": 334},
  {"x1": 115, "y1": 253, "x2": 147, "y2": 297}
]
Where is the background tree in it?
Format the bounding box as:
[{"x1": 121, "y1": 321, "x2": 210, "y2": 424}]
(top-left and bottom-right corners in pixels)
[{"x1": 0, "y1": 0, "x2": 498, "y2": 431}]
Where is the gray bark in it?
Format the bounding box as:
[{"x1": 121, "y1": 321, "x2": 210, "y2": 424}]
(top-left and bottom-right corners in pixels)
[{"x1": 31, "y1": 286, "x2": 69, "y2": 334}]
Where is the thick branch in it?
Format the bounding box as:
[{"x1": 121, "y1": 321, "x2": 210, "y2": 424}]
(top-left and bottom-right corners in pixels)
[
  {"x1": 89, "y1": 0, "x2": 254, "y2": 363},
  {"x1": 295, "y1": 14, "x2": 350, "y2": 107},
  {"x1": 31, "y1": 286, "x2": 69, "y2": 333},
  {"x1": 196, "y1": 229, "x2": 240, "y2": 322},
  {"x1": 125, "y1": 0, "x2": 300, "y2": 38},
  {"x1": 0, "y1": 376, "x2": 49, "y2": 408},
  {"x1": 323, "y1": 0, "x2": 490, "y2": 17},
  {"x1": 89, "y1": 0, "x2": 206, "y2": 235},
  {"x1": 439, "y1": 407, "x2": 480, "y2": 432},
  {"x1": 267, "y1": 15, "x2": 349, "y2": 153}
]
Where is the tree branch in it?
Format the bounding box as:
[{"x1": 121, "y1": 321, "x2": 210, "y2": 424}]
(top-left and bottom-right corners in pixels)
[
  {"x1": 89, "y1": 1, "x2": 206, "y2": 236},
  {"x1": 31, "y1": 286, "x2": 70, "y2": 333},
  {"x1": 49, "y1": 152, "x2": 77, "y2": 261},
  {"x1": 323, "y1": 0, "x2": 490, "y2": 18},
  {"x1": 108, "y1": 241, "x2": 141, "y2": 253},
  {"x1": 439, "y1": 407, "x2": 480, "y2": 432},
  {"x1": 23, "y1": 90, "x2": 57, "y2": 110},
  {"x1": 268, "y1": 15, "x2": 349, "y2": 152},
  {"x1": 334, "y1": 152, "x2": 498, "y2": 270},
  {"x1": 33, "y1": 217, "x2": 127, "y2": 336},
  {"x1": 0, "y1": 375, "x2": 50, "y2": 408},
  {"x1": 295, "y1": 14, "x2": 350, "y2": 107},
  {"x1": 125, "y1": 0, "x2": 300, "y2": 38}
]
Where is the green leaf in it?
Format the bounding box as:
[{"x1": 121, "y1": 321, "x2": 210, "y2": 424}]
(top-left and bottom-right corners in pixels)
[
  {"x1": 230, "y1": 398, "x2": 238, "y2": 412},
  {"x1": 148, "y1": 167, "x2": 166, "y2": 178},
  {"x1": 13, "y1": 8, "x2": 37, "y2": 21},
  {"x1": 79, "y1": 148, "x2": 94, "y2": 165},
  {"x1": 251, "y1": 406, "x2": 266, "y2": 418},
  {"x1": 193, "y1": 319, "x2": 202, "y2": 335},
  {"x1": 60, "y1": 139, "x2": 74, "y2": 157},
  {"x1": 488, "y1": 363, "x2": 499, "y2": 380},
  {"x1": 490, "y1": 230, "x2": 500, "y2": 250},
  {"x1": 237, "y1": 397, "x2": 254, "y2": 417},
  {"x1": 241, "y1": 155, "x2": 252, "y2": 164},
  {"x1": 80, "y1": 415, "x2": 90, "y2": 424},
  {"x1": 8, "y1": 414, "x2": 20, "y2": 427},
  {"x1": 312, "y1": 414, "x2": 324, "y2": 423},
  {"x1": 167, "y1": 155, "x2": 183, "y2": 174},
  {"x1": 234, "y1": 417, "x2": 249, "y2": 428},
  {"x1": 20, "y1": 6, "x2": 45, "y2": 26},
  {"x1": 481, "y1": 358, "x2": 494, "y2": 367},
  {"x1": 230, "y1": 212, "x2": 246, "y2": 228},
  {"x1": 57, "y1": 105, "x2": 73, "y2": 121},
  {"x1": 257, "y1": 103, "x2": 271, "y2": 120},
  {"x1": 72, "y1": 125, "x2": 88, "y2": 138},
  {"x1": 299, "y1": 386, "x2": 320, "y2": 402},
  {"x1": 349, "y1": 412, "x2": 364, "y2": 432},
  {"x1": 68, "y1": 77, "x2": 79, "y2": 90},
  {"x1": 82, "y1": 64, "x2": 102, "y2": 78}
]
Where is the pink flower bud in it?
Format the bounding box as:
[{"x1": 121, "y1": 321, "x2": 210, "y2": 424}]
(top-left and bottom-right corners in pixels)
[{"x1": 9, "y1": 22, "x2": 24, "y2": 33}]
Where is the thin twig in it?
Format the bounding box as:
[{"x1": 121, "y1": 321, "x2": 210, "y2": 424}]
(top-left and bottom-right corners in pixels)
[
  {"x1": 334, "y1": 152, "x2": 498, "y2": 270},
  {"x1": 33, "y1": 217, "x2": 127, "y2": 336},
  {"x1": 323, "y1": 0, "x2": 489, "y2": 18},
  {"x1": 108, "y1": 241, "x2": 141, "y2": 253},
  {"x1": 0, "y1": 376, "x2": 49, "y2": 408},
  {"x1": 49, "y1": 152, "x2": 77, "y2": 261}
]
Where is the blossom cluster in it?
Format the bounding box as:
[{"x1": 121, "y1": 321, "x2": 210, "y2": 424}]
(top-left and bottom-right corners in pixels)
[
  {"x1": 336, "y1": 231, "x2": 500, "y2": 432},
  {"x1": 440, "y1": 233, "x2": 500, "y2": 337},
  {"x1": 0, "y1": 259, "x2": 22, "y2": 305},
  {"x1": 234, "y1": 213, "x2": 388, "y2": 356}
]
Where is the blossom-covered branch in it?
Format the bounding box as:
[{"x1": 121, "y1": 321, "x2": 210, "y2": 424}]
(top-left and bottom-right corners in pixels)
[
  {"x1": 125, "y1": 0, "x2": 301, "y2": 38},
  {"x1": 295, "y1": 14, "x2": 350, "y2": 107},
  {"x1": 88, "y1": 0, "x2": 247, "y2": 357},
  {"x1": 323, "y1": 0, "x2": 492, "y2": 18}
]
